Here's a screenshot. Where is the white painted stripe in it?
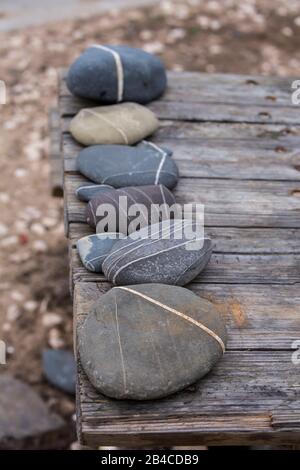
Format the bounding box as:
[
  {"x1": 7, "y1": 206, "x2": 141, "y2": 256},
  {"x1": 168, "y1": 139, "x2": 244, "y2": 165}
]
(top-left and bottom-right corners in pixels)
[
  {"x1": 92, "y1": 45, "x2": 124, "y2": 102},
  {"x1": 116, "y1": 287, "x2": 225, "y2": 354}
]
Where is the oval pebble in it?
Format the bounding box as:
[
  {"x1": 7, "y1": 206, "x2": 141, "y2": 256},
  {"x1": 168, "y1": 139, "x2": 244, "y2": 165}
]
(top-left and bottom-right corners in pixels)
[
  {"x1": 67, "y1": 45, "x2": 167, "y2": 104},
  {"x1": 78, "y1": 283, "x2": 227, "y2": 400},
  {"x1": 76, "y1": 141, "x2": 178, "y2": 189},
  {"x1": 75, "y1": 183, "x2": 113, "y2": 202},
  {"x1": 103, "y1": 219, "x2": 213, "y2": 286},
  {"x1": 77, "y1": 233, "x2": 123, "y2": 273},
  {"x1": 86, "y1": 184, "x2": 176, "y2": 233},
  {"x1": 70, "y1": 103, "x2": 159, "y2": 146}
]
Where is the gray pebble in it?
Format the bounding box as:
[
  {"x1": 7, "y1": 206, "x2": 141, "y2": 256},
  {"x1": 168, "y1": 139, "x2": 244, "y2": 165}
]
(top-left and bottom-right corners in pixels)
[
  {"x1": 76, "y1": 141, "x2": 178, "y2": 189},
  {"x1": 78, "y1": 283, "x2": 227, "y2": 400},
  {"x1": 77, "y1": 233, "x2": 123, "y2": 273},
  {"x1": 103, "y1": 219, "x2": 212, "y2": 286},
  {"x1": 67, "y1": 45, "x2": 167, "y2": 104}
]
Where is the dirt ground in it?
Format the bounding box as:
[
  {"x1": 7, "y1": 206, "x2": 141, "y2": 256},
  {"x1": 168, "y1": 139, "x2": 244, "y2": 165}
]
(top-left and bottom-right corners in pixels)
[{"x1": 0, "y1": 0, "x2": 300, "y2": 448}]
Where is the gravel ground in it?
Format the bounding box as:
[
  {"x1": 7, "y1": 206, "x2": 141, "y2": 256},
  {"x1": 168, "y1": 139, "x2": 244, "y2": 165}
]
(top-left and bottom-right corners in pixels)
[{"x1": 0, "y1": 0, "x2": 300, "y2": 448}]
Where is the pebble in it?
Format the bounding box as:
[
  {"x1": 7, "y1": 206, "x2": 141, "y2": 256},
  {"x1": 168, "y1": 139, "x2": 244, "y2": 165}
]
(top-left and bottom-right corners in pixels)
[
  {"x1": 30, "y1": 222, "x2": 46, "y2": 236},
  {"x1": 14, "y1": 168, "x2": 28, "y2": 178},
  {"x1": 42, "y1": 349, "x2": 76, "y2": 395},
  {"x1": 78, "y1": 284, "x2": 226, "y2": 400},
  {"x1": 70, "y1": 103, "x2": 159, "y2": 146},
  {"x1": 41, "y1": 217, "x2": 57, "y2": 229},
  {"x1": 6, "y1": 304, "x2": 21, "y2": 322},
  {"x1": 48, "y1": 328, "x2": 65, "y2": 349},
  {"x1": 77, "y1": 233, "x2": 123, "y2": 273},
  {"x1": 0, "y1": 223, "x2": 8, "y2": 238},
  {"x1": 67, "y1": 45, "x2": 167, "y2": 104},
  {"x1": 77, "y1": 141, "x2": 178, "y2": 189},
  {"x1": 0, "y1": 236, "x2": 18, "y2": 247},
  {"x1": 103, "y1": 219, "x2": 212, "y2": 286},
  {"x1": 42, "y1": 313, "x2": 63, "y2": 328},
  {"x1": 24, "y1": 300, "x2": 38, "y2": 312},
  {"x1": 0, "y1": 193, "x2": 10, "y2": 204},
  {"x1": 32, "y1": 239, "x2": 48, "y2": 253},
  {"x1": 0, "y1": 374, "x2": 65, "y2": 448},
  {"x1": 10, "y1": 291, "x2": 24, "y2": 302},
  {"x1": 86, "y1": 184, "x2": 176, "y2": 233},
  {"x1": 75, "y1": 183, "x2": 113, "y2": 202}
]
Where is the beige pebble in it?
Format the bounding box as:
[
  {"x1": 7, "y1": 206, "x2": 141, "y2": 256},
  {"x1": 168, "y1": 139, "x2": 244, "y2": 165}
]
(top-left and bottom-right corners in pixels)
[
  {"x1": 0, "y1": 236, "x2": 18, "y2": 247},
  {"x1": 42, "y1": 313, "x2": 63, "y2": 328},
  {"x1": 24, "y1": 300, "x2": 38, "y2": 312},
  {"x1": 9, "y1": 251, "x2": 31, "y2": 263},
  {"x1": 32, "y1": 239, "x2": 48, "y2": 253},
  {"x1": 10, "y1": 291, "x2": 25, "y2": 302},
  {"x1": 70, "y1": 103, "x2": 159, "y2": 146},
  {"x1": 48, "y1": 328, "x2": 65, "y2": 349},
  {"x1": 14, "y1": 168, "x2": 28, "y2": 178},
  {"x1": 41, "y1": 217, "x2": 57, "y2": 228},
  {"x1": 143, "y1": 41, "x2": 164, "y2": 54},
  {"x1": 2, "y1": 323, "x2": 11, "y2": 332},
  {"x1": 0, "y1": 223, "x2": 8, "y2": 238},
  {"x1": 0, "y1": 193, "x2": 10, "y2": 204},
  {"x1": 30, "y1": 222, "x2": 46, "y2": 236},
  {"x1": 282, "y1": 27, "x2": 293, "y2": 37},
  {"x1": 6, "y1": 304, "x2": 21, "y2": 322}
]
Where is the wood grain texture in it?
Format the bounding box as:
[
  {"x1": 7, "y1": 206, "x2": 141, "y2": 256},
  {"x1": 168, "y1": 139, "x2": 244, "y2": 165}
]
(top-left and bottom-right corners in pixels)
[
  {"x1": 57, "y1": 70, "x2": 300, "y2": 446},
  {"x1": 59, "y1": 70, "x2": 299, "y2": 124},
  {"x1": 75, "y1": 282, "x2": 300, "y2": 447},
  {"x1": 62, "y1": 130, "x2": 300, "y2": 181},
  {"x1": 70, "y1": 245, "x2": 300, "y2": 286},
  {"x1": 69, "y1": 223, "x2": 300, "y2": 254},
  {"x1": 65, "y1": 173, "x2": 300, "y2": 228}
]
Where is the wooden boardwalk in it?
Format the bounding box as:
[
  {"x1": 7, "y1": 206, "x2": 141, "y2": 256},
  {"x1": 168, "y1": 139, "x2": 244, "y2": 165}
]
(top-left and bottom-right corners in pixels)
[{"x1": 56, "y1": 69, "x2": 300, "y2": 447}]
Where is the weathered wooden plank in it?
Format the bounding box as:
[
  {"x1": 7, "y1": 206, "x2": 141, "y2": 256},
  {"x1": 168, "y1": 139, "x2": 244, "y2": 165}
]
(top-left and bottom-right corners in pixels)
[
  {"x1": 64, "y1": 174, "x2": 300, "y2": 228},
  {"x1": 74, "y1": 283, "x2": 300, "y2": 447},
  {"x1": 62, "y1": 132, "x2": 300, "y2": 182},
  {"x1": 60, "y1": 95, "x2": 300, "y2": 124},
  {"x1": 271, "y1": 411, "x2": 300, "y2": 430},
  {"x1": 69, "y1": 223, "x2": 300, "y2": 254},
  {"x1": 59, "y1": 70, "x2": 296, "y2": 108},
  {"x1": 61, "y1": 118, "x2": 300, "y2": 140},
  {"x1": 70, "y1": 246, "x2": 300, "y2": 286},
  {"x1": 74, "y1": 282, "x2": 300, "y2": 350},
  {"x1": 59, "y1": 70, "x2": 299, "y2": 124}
]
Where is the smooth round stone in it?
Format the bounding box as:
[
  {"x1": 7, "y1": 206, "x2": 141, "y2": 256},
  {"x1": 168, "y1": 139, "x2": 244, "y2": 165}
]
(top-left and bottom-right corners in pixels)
[
  {"x1": 42, "y1": 349, "x2": 76, "y2": 395},
  {"x1": 103, "y1": 220, "x2": 212, "y2": 286},
  {"x1": 77, "y1": 233, "x2": 123, "y2": 273},
  {"x1": 67, "y1": 45, "x2": 167, "y2": 104},
  {"x1": 75, "y1": 183, "x2": 113, "y2": 202},
  {"x1": 86, "y1": 185, "x2": 176, "y2": 233},
  {"x1": 70, "y1": 103, "x2": 159, "y2": 146},
  {"x1": 77, "y1": 141, "x2": 178, "y2": 189},
  {"x1": 78, "y1": 283, "x2": 227, "y2": 400}
]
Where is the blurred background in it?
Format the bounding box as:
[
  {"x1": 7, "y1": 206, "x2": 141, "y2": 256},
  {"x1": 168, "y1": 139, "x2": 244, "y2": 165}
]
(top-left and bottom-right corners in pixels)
[{"x1": 0, "y1": 0, "x2": 300, "y2": 449}]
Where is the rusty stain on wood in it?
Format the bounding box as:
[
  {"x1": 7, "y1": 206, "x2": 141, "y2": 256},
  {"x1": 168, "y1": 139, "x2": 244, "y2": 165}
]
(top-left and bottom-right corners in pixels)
[{"x1": 229, "y1": 300, "x2": 247, "y2": 328}]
